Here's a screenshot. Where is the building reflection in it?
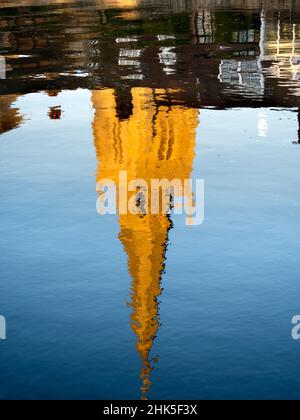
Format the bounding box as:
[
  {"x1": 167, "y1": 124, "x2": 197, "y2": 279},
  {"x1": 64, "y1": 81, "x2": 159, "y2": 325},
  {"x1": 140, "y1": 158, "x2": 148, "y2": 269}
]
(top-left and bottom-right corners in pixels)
[
  {"x1": 0, "y1": 95, "x2": 22, "y2": 134},
  {"x1": 1, "y1": 1, "x2": 300, "y2": 109},
  {"x1": 92, "y1": 88, "x2": 199, "y2": 398}
]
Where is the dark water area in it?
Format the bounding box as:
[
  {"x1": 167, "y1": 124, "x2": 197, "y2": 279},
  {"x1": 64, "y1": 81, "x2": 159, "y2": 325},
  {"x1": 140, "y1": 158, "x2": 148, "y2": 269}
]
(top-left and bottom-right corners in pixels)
[
  {"x1": 1, "y1": 0, "x2": 300, "y2": 108},
  {"x1": 0, "y1": 0, "x2": 300, "y2": 400}
]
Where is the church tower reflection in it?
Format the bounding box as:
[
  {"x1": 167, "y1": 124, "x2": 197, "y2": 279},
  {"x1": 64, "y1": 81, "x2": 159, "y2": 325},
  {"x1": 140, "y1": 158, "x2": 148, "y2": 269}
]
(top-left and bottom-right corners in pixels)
[{"x1": 92, "y1": 87, "x2": 199, "y2": 399}]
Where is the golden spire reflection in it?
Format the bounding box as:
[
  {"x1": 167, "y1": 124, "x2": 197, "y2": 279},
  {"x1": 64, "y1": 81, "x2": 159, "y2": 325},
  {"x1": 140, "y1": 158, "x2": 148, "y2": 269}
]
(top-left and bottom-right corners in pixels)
[{"x1": 92, "y1": 87, "x2": 199, "y2": 399}]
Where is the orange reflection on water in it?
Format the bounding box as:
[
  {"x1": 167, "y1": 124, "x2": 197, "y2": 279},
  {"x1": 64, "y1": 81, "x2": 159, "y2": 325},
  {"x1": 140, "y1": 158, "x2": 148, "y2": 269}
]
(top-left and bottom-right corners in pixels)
[
  {"x1": 0, "y1": 95, "x2": 22, "y2": 134},
  {"x1": 92, "y1": 87, "x2": 199, "y2": 399}
]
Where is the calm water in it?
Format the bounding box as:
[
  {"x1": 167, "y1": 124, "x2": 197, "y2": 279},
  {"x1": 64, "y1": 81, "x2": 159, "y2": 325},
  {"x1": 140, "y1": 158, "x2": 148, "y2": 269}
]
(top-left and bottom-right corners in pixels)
[{"x1": 1, "y1": 0, "x2": 300, "y2": 400}]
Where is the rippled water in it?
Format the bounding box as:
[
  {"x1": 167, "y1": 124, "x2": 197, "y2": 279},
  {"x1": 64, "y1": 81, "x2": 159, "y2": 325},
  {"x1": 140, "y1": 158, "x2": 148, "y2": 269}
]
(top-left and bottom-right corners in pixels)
[{"x1": 1, "y1": 0, "x2": 300, "y2": 400}]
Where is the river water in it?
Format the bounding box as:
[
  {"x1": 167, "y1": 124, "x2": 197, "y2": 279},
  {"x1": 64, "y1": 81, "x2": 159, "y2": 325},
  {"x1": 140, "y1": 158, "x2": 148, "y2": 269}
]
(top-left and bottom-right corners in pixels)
[{"x1": 0, "y1": 0, "x2": 300, "y2": 400}]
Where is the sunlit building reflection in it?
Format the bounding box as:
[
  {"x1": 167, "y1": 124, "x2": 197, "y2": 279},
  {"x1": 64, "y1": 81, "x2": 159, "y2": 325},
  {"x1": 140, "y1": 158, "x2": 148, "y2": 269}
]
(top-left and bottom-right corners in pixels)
[
  {"x1": 92, "y1": 87, "x2": 199, "y2": 398},
  {"x1": 0, "y1": 95, "x2": 22, "y2": 134}
]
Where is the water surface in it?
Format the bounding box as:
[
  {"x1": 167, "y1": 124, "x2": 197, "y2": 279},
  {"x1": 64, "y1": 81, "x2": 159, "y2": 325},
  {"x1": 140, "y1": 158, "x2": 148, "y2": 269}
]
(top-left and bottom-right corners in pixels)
[{"x1": 0, "y1": 0, "x2": 300, "y2": 400}]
